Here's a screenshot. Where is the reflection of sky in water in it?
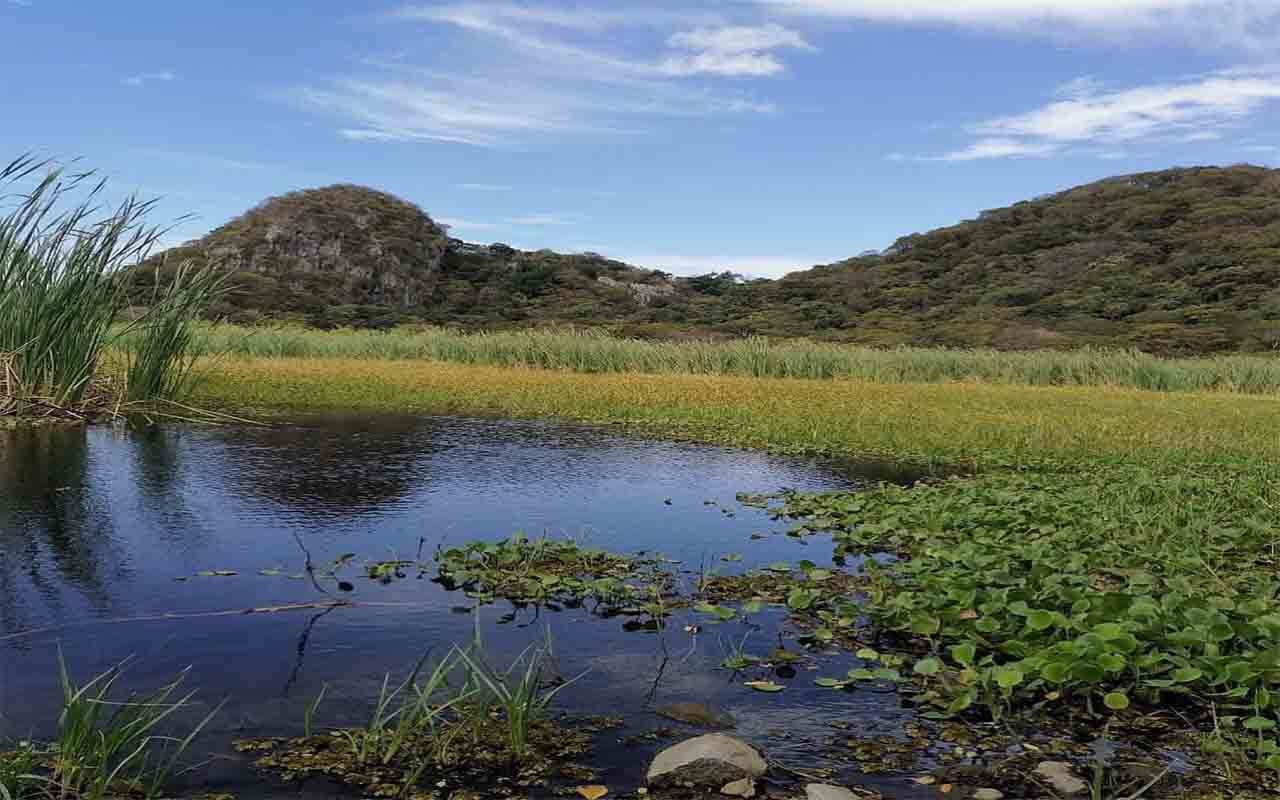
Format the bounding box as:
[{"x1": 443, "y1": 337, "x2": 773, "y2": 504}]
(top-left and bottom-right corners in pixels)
[{"x1": 0, "y1": 416, "x2": 929, "y2": 798}]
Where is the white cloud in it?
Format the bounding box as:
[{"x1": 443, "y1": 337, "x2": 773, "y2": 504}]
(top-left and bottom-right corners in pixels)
[
  {"x1": 124, "y1": 71, "x2": 176, "y2": 88},
  {"x1": 923, "y1": 68, "x2": 1280, "y2": 160},
  {"x1": 507, "y1": 213, "x2": 573, "y2": 226},
  {"x1": 662, "y1": 23, "x2": 813, "y2": 77},
  {"x1": 756, "y1": 0, "x2": 1280, "y2": 50},
  {"x1": 6, "y1": 0, "x2": 33, "y2": 7},
  {"x1": 291, "y1": 6, "x2": 782, "y2": 146},
  {"x1": 1243, "y1": 143, "x2": 1279, "y2": 152},
  {"x1": 930, "y1": 138, "x2": 1059, "y2": 161}
]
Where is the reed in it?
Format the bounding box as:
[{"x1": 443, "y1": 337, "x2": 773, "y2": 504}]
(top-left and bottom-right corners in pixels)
[
  {"x1": 0, "y1": 155, "x2": 222, "y2": 418},
  {"x1": 186, "y1": 323, "x2": 1280, "y2": 395}
]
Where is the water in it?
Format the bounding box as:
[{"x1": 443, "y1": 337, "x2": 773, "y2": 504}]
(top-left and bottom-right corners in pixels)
[{"x1": 0, "y1": 415, "x2": 928, "y2": 797}]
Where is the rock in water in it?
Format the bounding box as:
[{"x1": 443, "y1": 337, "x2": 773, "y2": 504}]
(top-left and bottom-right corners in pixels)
[
  {"x1": 1034, "y1": 762, "x2": 1088, "y2": 796},
  {"x1": 656, "y1": 702, "x2": 737, "y2": 729},
  {"x1": 804, "y1": 785, "x2": 860, "y2": 800},
  {"x1": 973, "y1": 790, "x2": 1004, "y2": 800},
  {"x1": 646, "y1": 734, "x2": 767, "y2": 788}
]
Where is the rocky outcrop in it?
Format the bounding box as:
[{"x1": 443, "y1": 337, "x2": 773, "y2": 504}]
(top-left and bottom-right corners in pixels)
[
  {"x1": 155, "y1": 185, "x2": 450, "y2": 308},
  {"x1": 596, "y1": 275, "x2": 677, "y2": 306},
  {"x1": 646, "y1": 734, "x2": 767, "y2": 789}
]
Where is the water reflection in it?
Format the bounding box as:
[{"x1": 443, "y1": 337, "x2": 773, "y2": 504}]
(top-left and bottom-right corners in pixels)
[
  {"x1": 0, "y1": 426, "x2": 125, "y2": 635},
  {"x1": 0, "y1": 415, "x2": 922, "y2": 796}
]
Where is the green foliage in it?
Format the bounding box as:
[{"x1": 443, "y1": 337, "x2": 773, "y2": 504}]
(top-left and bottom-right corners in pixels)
[
  {"x1": 0, "y1": 155, "x2": 223, "y2": 417},
  {"x1": 39, "y1": 650, "x2": 223, "y2": 800},
  {"x1": 776, "y1": 466, "x2": 1280, "y2": 765},
  {"x1": 191, "y1": 323, "x2": 1280, "y2": 394},
  {"x1": 433, "y1": 533, "x2": 663, "y2": 609},
  {"x1": 142, "y1": 166, "x2": 1280, "y2": 354}
]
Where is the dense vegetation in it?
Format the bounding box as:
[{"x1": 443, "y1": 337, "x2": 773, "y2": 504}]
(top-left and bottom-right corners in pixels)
[
  {"x1": 137, "y1": 165, "x2": 1280, "y2": 355},
  {"x1": 187, "y1": 324, "x2": 1280, "y2": 393},
  {"x1": 0, "y1": 156, "x2": 221, "y2": 419}
]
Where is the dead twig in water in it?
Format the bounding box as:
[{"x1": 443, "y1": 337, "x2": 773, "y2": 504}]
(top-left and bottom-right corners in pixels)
[
  {"x1": 0, "y1": 600, "x2": 354, "y2": 643},
  {"x1": 291, "y1": 529, "x2": 328, "y2": 595}
]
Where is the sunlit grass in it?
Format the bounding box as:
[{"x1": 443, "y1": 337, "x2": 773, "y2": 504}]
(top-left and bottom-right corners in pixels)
[
  {"x1": 184, "y1": 324, "x2": 1280, "y2": 394},
  {"x1": 191, "y1": 356, "x2": 1280, "y2": 469}
]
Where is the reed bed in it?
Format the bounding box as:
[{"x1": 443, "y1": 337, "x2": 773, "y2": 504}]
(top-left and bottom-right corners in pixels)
[
  {"x1": 192, "y1": 357, "x2": 1280, "y2": 469},
  {"x1": 0, "y1": 155, "x2": 222, "y2": 420},
  {"x1": 185, "y1": 324, "x2": 1280, "y2": 395}
]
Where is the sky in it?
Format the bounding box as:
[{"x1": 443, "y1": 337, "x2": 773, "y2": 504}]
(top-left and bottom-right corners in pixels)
[{"x1": 4, "y1": 1, "x2": 1280, "y2": 278}]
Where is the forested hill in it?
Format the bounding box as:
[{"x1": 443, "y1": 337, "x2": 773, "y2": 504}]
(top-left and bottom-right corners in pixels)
[
  {"x1": 135, "y1": 166, "x2": 1280, "y2": 354},
  {"x1": 714, "y1": 165, "x2": 1280, "y2": 353}
]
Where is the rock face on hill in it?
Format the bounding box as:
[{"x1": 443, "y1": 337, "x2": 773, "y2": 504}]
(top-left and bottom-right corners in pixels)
[
  {"x1": 133, "y1": 185, "x2": 680, "y2": 330},
  {"x1": 136, "y1": 185, "x2": 451, "y2": 316}
]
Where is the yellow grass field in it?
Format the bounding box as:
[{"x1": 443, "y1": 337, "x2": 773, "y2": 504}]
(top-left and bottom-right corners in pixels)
[{"x1": 191, "y1": 356, "x2": 1280, "y2": 469}]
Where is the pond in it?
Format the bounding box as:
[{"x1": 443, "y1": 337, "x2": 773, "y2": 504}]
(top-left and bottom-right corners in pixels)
[{"x1": 0, "y1": 415, "x2": 932, "y2": 799}]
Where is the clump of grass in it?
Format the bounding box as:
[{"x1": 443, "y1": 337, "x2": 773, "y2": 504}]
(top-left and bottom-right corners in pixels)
[
  {"x1": 0, "y1": 155, "x2": 223, "y2": 419},
  {"x1": 245, "y1": 632, "x2": 591, "y2": 797},
  {"x1": 189, "y1": 322, "x2": 1280, "y2": 394},
  {"x1": 4, "y1": 651, "x2": 224, "y2": 800},
  {"x1": 453, "y1": 635, "x2": 581, "y2": 762}
]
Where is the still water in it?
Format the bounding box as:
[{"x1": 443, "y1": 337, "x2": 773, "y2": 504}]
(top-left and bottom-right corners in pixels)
[{"x1": 0, "y1": 416, "x2": 926, "y2": 797}]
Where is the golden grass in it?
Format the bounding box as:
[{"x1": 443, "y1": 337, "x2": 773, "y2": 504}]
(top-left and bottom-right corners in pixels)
[{"x1": 191, "y1": 356, "x2": 1280, "y2": 469}]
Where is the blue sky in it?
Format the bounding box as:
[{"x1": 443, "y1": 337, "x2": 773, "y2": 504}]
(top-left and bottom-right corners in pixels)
[{"x1": 5, "y1": 1, "x2": 1280, "y2": 277}]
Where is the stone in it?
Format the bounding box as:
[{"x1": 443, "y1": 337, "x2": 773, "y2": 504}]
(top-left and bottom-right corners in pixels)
[
  {"x1": 646, "y1": 734, "x2": 767, "y2": 788},
  {"x1": 973, "y1": 790, "x2": 1004, "y2": 800},
  {"x1": 720, "y1": 778, "x2": 755, "y2": 797},
  {"x1": 656, "y1": 702, "x2": 737, "y2": 729},
  {"x1": 1034, "y1": 762, "x2": 1088, "y2": 796},
  {"x1": 803, "y1": 784, "x2": 860, "y2": 800}
]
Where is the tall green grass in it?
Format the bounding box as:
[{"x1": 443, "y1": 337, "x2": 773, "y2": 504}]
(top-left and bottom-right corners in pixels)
[
  {"x1": 0, "y1": 155, "x2": 222, "y2": 417},
  {"x1": 189, "y1": 323, "x2": 1280, "y2": 394},
  {"x1": 0, "y1": 652, "x2": 222, "y2": 800}
]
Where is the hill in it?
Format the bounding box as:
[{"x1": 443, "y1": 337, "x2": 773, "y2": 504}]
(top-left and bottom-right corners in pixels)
[
  {"x1": 711, "y1": 165, "x2": 1280, "y2": 353},
  {"x1": 131, "y1": 185, "x2": 682, "y2": 330},
  {"x1": 135, "y1": 166, "x2": 1280, "y2": 353}
]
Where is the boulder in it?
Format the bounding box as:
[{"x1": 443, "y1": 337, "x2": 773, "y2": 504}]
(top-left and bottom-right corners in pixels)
[
  {"x1": 720, "y1": 778, "x2": 755, "y2": 797},
  {"x1": 1034, "y1": 762, "x2": 1087, "y2": 796},
  {"x1": 646, "y1": 734, "x2": 767, "y2": 788},
  {"x1": 803, "y1": 785, "x2": 860, "y2": 800}
]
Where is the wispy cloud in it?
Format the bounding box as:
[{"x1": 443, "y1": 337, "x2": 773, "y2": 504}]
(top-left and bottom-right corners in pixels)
[
  {"x1": 507, "y1": 213, "x2": 574, "y2": 226},
  {"x1": 124, "y1": 71, "x2": 176, "y2": 88},
  {"x1": 437, "y1": 216, "x2": 505, "y2": 232},
  {"x1": 289, "y1": 3, "x2": 785, "y2": 147},
  {"x1": 920, "y1": 68, "x2": 1280, "y2": 160},
  {"x1": 457, "y1": 182, "x2": 513, "y2": 191},
  {"x1": 6, "y1": 0, "x2": 33, "y2": 8},
  {"x1": 133, "y1": 148, "x2": 269, "y2": 171},
  {"x1": 662, "y1": 23, "x2": 814, "y2": 77},
  {"x1": 755, "y1": 0, "x2": 1280, "y2": 50}
]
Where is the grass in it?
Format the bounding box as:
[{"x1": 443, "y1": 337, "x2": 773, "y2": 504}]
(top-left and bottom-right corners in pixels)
[
  {"x1": 245, "y1": 632, "x2": 588, "y2": 797},
  {"x1": 190, "y1": 356, "x2": 1280, "y2": 469},
  {"x1": 0, "y1": 155, "x2": 222, "y2": 419},
  {"x1": 0, "y1": 653, "x2": 222, "y2": 800},
  {"x1": 185, "y1": 323, "x2": 1280, "y2": 394}
]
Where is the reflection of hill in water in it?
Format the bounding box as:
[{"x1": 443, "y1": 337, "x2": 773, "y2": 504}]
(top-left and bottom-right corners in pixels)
[
  {"x1": 201, "y1": 415, "x2": 443, "y2": 518},
  {"x1": 0, "y1": 427, "x2": 125, "y2": 635}
]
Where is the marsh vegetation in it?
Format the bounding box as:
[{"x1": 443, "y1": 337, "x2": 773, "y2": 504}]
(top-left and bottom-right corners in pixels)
[{"x1": 0, "y1": 156, "x2": 222, "y2": 420}]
